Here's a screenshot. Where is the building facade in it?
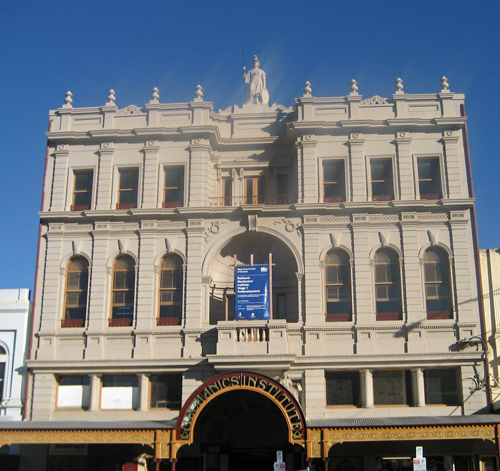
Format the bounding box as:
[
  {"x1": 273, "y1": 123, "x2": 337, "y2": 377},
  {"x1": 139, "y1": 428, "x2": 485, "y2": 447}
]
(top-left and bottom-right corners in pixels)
[{"x1": 2, "y1": 73, "x2": 498, "y2": 471}]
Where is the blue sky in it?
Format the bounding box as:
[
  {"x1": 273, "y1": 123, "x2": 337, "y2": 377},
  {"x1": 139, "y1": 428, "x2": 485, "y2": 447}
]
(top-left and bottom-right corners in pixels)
[{"x1": 1, "y1": 0, "x2": 499, "y2": 293}]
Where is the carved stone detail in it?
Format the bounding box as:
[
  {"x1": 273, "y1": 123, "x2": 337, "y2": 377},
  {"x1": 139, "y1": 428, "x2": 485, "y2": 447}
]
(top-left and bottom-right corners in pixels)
[
  {"x1": 117, "y1": 105, "x2": 145, "y2": 115},
  {"x1": 361, "y1": 95, "x2": 389, "y2": 105}
]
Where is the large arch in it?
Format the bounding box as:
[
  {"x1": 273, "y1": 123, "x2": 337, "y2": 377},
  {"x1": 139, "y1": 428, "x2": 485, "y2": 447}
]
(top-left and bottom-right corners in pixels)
[
  {"x1": 206, "y1": 232, "x2": 300, "y2": 323},
  {"x1": 172, "y1": 372, "x2": 306, "y2": 460}
]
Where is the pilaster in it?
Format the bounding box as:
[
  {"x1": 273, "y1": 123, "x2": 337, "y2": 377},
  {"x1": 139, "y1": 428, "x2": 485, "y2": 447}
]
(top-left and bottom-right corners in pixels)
[
  {"x1": 348, "y1": 134, "x2": 366, "y2": 202},
  {"x1": 188, "y1": 140, "x2": 210, "y2": 207},
  {"x1": 302, "y1": 216, "x2": 322, "y2": 327},
  {"x1": 96, "y1": 143, "x2": 115, "y2": 210},
  {"x1": 395, "y1": 133, "x2": 413, "y2": 200},
  {"x1": 298, "y1": 137, "x2": 318, "y2": 204},
  {"x1": 49, "y1": 146, "x2": 69, "y2": 211},
  {"x1": 88, "y1": 374, "x2": 101, "y2": 412},
  {"x1": 138, "y1": 374, "x2": 150, "y2": 411},
  {"x1": 184, "y1": 220, "x2": 205, "y2": 329},
  {"x1": 142, "y1": 141, "x2": 160, "y2": 208},
  {"x1": 360, "y1": 369, "x2": 374, "y2": 408},
  {"x1": 442, "y1": 131, "x2": 462, "y2": 199},
  {"x1": 411, "y1": 368, "x2": 425, "y2": 407}
]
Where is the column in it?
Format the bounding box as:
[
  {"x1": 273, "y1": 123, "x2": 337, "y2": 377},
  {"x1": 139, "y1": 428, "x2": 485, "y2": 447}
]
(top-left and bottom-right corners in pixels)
[
  {"x1": 188, "y1": 140, "x2": 210, "y2": 207},
  {"x1": 88, "y1": 374, "x2": 101, "y2": 412},
  {"x1": 138, "y1": 374, "x2": 150, "y2": 411},
  {"x1": 298, "y1": 138, "x2": 318, "y2": 203},
  {"x1": 360, "y1": 369, "x2": 374, "y2": 408},
  {"x1": 95, "y1": 143, "x2": 114, "y2": 210},
  {"x1": 348, "y1": 134, "x2": 366, "y2": 202},
  {"x1": 411, "y1": 368, "x2": 425, "y2": 407},
  {"x1": 142, "y1": 141, "x2": 159, "y2": 208},
  {"x1": 395, "y1": 133, "x2": 413, "y2": 200},
  {"x1": 184, "y1": 220, "x2": 205, "y2": 328},
  {"x1": 49, "y1": 146, "x2": 69, "y2": 211}
]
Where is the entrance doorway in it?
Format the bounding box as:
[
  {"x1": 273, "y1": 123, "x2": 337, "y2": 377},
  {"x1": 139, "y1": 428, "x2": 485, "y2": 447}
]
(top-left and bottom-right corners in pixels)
[{"x1": 177, "y1": 389, "x2": 304, "y2": 471}]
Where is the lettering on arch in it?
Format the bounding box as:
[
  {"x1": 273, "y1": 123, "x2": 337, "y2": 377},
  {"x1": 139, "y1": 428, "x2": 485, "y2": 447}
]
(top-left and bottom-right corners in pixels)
[{"x1": 175, "y1": 372, "x2": 305, "y2": 444}]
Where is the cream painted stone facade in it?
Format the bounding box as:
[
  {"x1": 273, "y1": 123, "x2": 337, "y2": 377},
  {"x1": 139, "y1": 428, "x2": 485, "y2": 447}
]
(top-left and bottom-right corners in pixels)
[{"x1": 27, "y1": 79, "x2": 488, "y2": 428}]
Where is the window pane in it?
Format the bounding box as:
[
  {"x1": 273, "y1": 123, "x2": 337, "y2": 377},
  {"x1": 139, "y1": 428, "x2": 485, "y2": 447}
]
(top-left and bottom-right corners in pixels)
[
  {"x1": 418, "y1": 159, "x2": 440, "y2": 180},
  {"x1": 102, "y1": 375, "x2": 137, "y2": 387},
  {"x1": 59, "y1": 375, "x2": 89, "y2": 386},
  {"x1": 326, "y1": 371, "x2": 360, "y2": 406},
  {"x1": 371, "y1": 161, "x2": 392, "y2": 181},
  {"x1": 424, "y1": 369, "x2": 459, "y2": 405},
  {"x1": 165, "y1": 168, "x2": 183, "y2": 188},
  {"x1": 150, "y1": 374, "x2": 182, "y2": 410},
  {"x1": 74, "y1": 172, "x2": 92, "y2": 192},
  {"x1": 373, "y1": 370, "x2": 411, "y2": 405},
  {"x1": 119, "y1": 170, "x2": 138, "y2": 190}
]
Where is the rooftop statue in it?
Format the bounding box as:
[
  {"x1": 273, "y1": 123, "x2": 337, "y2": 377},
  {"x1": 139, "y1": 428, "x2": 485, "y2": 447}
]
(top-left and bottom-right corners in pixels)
[{"x1": 243, "y1": 55, "x2": 269, "y2": 105}]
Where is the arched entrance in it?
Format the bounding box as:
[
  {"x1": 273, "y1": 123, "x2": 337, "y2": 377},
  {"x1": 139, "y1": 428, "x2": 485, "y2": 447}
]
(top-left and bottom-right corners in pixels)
[{"x1": 173, "y1": 372, "x2": 306, "y2": 471}]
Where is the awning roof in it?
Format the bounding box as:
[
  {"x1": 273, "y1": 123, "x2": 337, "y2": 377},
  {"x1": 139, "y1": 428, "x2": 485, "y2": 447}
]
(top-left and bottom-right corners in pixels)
[
  {"x1": 0, "y1": 420, "x2": 177, "y2": 430},
  {"x1": 307, "y1": 414, "x2": 500, "y2": 428}
]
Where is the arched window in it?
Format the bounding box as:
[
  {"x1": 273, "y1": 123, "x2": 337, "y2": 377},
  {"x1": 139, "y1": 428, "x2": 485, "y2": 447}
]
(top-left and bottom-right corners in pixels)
[
  {"x1": 158, "y1": 254, "x2": 183, "y2": 326},
  {"x1": 374, "y1": 249, "x2": 401, "y2": 321},
  {"x1": 325, "y1": 250, "x2": 351, "y2": 322},
  {"x1": 62, "y1": 257, "x2": 89, "y2": 328},
  {"x1": 424, "y1": 247, "x2": 452, "y2": 319},
  {"x1": 110, "y1": 255, "x2": 135, "y2": 327}
]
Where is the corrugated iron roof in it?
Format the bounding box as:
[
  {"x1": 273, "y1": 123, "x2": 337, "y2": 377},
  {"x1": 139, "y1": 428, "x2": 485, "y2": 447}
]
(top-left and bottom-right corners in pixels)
[
  {"x1": 0, "y1": 420, "x2": 177, "y2": 430},
  {"x1": 307, "y1": 414, "x2": 500, "y2": 428}
]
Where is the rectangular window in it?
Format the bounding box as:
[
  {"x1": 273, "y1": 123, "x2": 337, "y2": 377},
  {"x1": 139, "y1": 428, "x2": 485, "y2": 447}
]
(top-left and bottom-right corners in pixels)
[
  {"x1": 72, "y1": 170, "x2": 93, "y2": 211},
  {"x1": 373, "y1": 370, "x2": 412, "y2": 405},
  {"x1": 323, "y1": 161, "x2": 345, "y2": 203},
  {"x1": 101, "y1": 375, "x2": 138, "y2": 410},
  {"x1": 326, "y1": 371, "x2": 360, "y2": 406},
  {"x1": 150, "y1": 374, "x2": 182, "y2": 410},
  {"x1": 57, "y1": 375, "x2": 90, "y2": 409},
  {"x1": 222, "y1": 177, "x2": 232, "y2": 206},
  {"x1": 163, "y1": 167, "x2": 184, "y2": 208},
  {"x1": 418, "y1": 158, "x2": 442, "y2": 199},
  {"x1": 117, "y1": 168, "x2": 138, "y2": 209},
  {"x1": 245, "y1": 176, "x2": 266, "y2": 204},
  {"x1": 424, "y1": 369, "x2": 459, "y2": 405},
  {"x1": 371, "y1": 159, "x2": 394, "y2": 201}
]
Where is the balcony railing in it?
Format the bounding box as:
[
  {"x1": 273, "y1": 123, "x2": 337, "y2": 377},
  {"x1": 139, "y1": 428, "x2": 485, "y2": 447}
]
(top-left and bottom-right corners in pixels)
[
  {"x1": 427, "y1": 311, "x2": 452, "y2": 320},
  {"x1": 326, "y1": 313, "x2": 351, "y2": 322},
  {"x1": 237, "y1": 327, "x2": 268, "y2": 342},
  {"x1": 109, "y1": 317, "x2": 133, "y2": 327},
  {"x1": 116, "y1": 203, "x2": 137, "y2": 210},
  {"x1": 420, "y1": 194, "x2": 440, "y2": 200},
  {"x1": 323, "y1": 196, "x2": 345, "y2": 203},
  {"x1": 61, "y1": 318, "x2": 85, "y2": 328},
  {"x1": 209, "y1": 195, "x2": 293, "y2": 207},
  {"x1": 372, "y1": 195, "x2": 392, "y2": 202},
  {"x1": 157, "y1": 317, "x2": 181, "y2": 326},
  {"x1": 71, "y1": 205, "x2": 90, "y2": 212},
  {"x1": 376, "y1": 312, "x2": 401, "y2": 321},
  {"x1": 162, "y1": 201, "x2": 183, "y2": 209}
]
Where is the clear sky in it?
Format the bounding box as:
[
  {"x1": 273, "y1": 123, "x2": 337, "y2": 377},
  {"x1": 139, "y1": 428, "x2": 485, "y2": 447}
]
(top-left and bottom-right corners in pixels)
[{"x1": 1, "y1": 0, "x2": 499, "y2": 293}]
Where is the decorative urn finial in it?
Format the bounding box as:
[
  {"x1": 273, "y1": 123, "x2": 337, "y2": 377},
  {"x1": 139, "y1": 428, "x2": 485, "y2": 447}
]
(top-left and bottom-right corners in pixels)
[
  {"x1": 395, "y1": 78, "x2": 403, "y2": 93},
  {"x1": 194, "y1": 85, "x2": 203, "y2": 102},
  {"x1": 350, "y1": 79, "x2": 358, "y2": 95},
  {"x1": 107, "y1": 89, "x2": 116, "y2": 105},
  {"x1": 440, "y1": 76, "x2": 449, "y2": 92},
  {"x1": 64, "y1": 91, "x2": 73, "y2": 106},
  {"x1": 303, "y1": 81, "x2": 312, "y2": 97},
  {"x1": 151, "y1": 87, "x2": 160, "y2": 103}
]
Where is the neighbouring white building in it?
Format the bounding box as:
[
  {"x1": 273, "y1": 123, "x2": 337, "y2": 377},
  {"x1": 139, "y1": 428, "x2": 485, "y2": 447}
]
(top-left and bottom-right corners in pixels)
[
  {"x1": 1, "y1": 65, "x2": 498, "y2": 471},
  {"x1": 0, "y1": 289, "x2": 31, "y2": 420}
]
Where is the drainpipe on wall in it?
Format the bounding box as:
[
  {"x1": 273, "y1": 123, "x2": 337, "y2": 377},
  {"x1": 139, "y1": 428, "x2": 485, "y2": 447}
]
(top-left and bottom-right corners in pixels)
[{"x1": 461, "y1": 104, "x2": 493, "y2": 412}]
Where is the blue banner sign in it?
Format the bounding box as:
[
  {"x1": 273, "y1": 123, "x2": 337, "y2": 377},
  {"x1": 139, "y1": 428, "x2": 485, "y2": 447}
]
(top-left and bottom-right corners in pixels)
[{"x1": 235, "y1": 265, "x2": 270, "y2": 320}]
